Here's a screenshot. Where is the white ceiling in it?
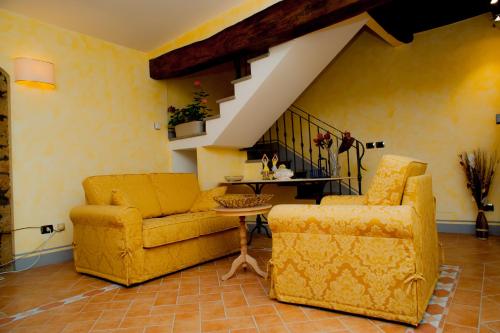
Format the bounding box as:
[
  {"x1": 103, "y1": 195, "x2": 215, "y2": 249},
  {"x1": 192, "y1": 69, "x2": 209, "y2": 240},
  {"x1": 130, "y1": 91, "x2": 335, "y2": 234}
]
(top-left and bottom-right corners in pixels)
[{"x1": 0, "y1": 0, "x2": 247, "y2": 52}]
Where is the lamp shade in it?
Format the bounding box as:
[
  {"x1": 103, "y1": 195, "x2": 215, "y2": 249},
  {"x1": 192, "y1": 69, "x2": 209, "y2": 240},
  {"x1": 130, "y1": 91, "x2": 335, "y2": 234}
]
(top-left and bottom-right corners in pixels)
[{"x1": 14, "y1": 57, "x2": 55, "y2": 88}]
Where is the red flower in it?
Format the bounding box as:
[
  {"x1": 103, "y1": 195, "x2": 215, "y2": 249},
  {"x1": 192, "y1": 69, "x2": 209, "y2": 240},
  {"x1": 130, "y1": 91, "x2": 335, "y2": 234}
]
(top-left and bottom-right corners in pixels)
[
  {"x1": 201, "y1": 98, "x2": 208, "y2": 104},
  {"x1": 324, "y1": 132, "x2": 331, "y2": 141},
  {"x1": 194, "y1": 80, "x2": 201, "y2": 87}
]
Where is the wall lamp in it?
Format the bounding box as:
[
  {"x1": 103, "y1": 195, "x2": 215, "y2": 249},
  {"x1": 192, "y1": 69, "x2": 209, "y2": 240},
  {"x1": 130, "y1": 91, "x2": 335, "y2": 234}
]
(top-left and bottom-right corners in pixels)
[{"x1": 14, "y1": 57, "x2": 55, "y2": 89}]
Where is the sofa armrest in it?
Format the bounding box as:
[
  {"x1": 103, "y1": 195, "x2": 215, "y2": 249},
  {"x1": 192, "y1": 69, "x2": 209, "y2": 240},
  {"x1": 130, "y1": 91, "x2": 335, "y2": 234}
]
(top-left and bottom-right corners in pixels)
[
  {"x1": 268, "y1": 204, "x2": 416, "y2": 239},
  {"x1": 320, "y1": 195, "x2": 367, "y2": 205},
  {"x1": 70, "y1": 205, "x2": 143, "y2": 229},
  {"x1": 70, "y1": 205, "x2": 144, "y2": 285}
]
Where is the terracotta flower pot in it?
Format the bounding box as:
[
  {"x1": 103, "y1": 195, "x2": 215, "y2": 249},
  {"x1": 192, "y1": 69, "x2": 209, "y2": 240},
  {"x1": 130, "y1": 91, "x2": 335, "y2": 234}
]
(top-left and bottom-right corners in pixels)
[{"x1": 475, "y1": 210, "x2": 488, "y2": 240}]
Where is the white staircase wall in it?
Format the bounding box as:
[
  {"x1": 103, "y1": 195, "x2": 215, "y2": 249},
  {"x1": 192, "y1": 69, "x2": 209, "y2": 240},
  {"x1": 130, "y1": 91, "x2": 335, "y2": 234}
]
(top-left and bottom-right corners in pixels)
[{"x1": 170, "y1": 15, "x2": 368, "y2": 150}]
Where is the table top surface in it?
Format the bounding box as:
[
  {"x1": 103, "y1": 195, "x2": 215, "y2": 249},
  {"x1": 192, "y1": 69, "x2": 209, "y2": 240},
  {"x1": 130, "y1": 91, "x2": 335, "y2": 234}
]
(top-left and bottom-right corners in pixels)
[
  {"x1": 214, "y1": 205, "x2": 272, "y2": 217},
  {"x1": 221, "y1": 177, "x2": 354, "y2": 185}
]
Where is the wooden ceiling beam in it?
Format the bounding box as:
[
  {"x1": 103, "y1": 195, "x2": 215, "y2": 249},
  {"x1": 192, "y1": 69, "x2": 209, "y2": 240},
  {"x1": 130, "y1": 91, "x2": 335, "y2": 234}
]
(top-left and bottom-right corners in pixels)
[{"x1": 149, "y1": 0, "x2": 391, "y2": 79}]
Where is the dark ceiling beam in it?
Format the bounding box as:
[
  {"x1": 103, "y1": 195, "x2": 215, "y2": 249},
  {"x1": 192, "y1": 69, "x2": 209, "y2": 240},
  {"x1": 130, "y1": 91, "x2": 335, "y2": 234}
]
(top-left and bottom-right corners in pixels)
[
  {"x1": 369, "y1": 0, "x2": 491, "y2": 44},
  {"x1": 149, "y1": 0, "x2": 391, "y2": 79},
  {"x1": 368, "y1": 1, "x2": 414, "y2": 43}
]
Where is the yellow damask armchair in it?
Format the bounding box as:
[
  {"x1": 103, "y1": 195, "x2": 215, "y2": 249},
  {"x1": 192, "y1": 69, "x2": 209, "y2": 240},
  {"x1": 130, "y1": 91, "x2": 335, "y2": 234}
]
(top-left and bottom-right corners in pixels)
[{"x1": 268, "y1": 155, "x2": 439, "y2": 325}]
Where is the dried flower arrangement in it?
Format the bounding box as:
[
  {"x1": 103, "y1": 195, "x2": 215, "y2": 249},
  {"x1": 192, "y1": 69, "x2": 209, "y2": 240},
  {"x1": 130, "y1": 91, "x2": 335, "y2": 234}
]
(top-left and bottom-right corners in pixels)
[{"x1": 459, "y1": 150, "x2": 498, "y2": 239}]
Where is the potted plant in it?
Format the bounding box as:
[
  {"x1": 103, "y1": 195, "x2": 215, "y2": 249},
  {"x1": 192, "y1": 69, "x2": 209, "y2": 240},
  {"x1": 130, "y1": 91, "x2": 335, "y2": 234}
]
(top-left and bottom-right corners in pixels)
[
  {"x1": 168, "y1": 80, "x2": 211, "y2": 138},
  {"x1": 459, "y1": 150, "x2": 498, "y2": 239}
]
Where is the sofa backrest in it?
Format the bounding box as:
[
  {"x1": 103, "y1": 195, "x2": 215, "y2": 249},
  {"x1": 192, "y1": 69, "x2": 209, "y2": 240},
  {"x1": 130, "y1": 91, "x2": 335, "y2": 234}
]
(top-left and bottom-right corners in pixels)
[
  {"x1": 82, "y1": 173, "x2": 200, "y2": 218},
  {"x1": 366, "y1": 155, "x2": 427, "y2": 206},
  {"x1": 83, "y1": 174, "x2": 163, "y2": 218},
  {"x1": 149, "y1": 173, "x2": 200, "y2": 216}
]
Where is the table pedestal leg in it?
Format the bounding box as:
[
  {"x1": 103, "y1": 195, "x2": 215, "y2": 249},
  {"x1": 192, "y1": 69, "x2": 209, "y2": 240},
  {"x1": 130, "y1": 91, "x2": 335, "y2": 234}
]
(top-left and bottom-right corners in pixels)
[{"x1": 222, "y1": 216, "x2": 267, "y2": 281}]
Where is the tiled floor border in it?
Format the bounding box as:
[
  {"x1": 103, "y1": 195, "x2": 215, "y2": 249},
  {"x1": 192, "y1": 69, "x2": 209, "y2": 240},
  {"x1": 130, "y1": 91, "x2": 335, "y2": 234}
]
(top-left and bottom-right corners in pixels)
[{"x1": 0, "y1": 284, "x2": 119, "y2": 327}]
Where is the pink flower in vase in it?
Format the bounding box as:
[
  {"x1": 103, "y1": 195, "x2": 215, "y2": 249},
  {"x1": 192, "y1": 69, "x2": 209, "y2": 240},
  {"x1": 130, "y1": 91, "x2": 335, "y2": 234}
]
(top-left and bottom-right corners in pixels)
[{"x1": 201, "y1": 98, "x2": 208, "y2": 104}]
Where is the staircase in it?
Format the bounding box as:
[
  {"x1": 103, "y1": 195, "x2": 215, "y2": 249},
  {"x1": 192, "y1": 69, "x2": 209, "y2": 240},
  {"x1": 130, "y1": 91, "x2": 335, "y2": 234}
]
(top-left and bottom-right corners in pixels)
[
  {"x1": 169, "y1": 15, "x2": 368, "y2": 151},
  {"x1": 245, "y1": 105, "x2": 365, "y2": 196}
]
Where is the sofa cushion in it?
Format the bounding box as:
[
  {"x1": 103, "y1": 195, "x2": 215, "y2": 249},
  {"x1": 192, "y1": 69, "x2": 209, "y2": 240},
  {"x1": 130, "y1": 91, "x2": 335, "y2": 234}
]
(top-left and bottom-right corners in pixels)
[
  {"x1": 142, "y1": 211, "x2": 239, "y2": 248},
  {"x1": 366, "y1": 155, "x2": 427, "y2": 206},
  {"x1": 198, "y1": 212, "x2": 239, "y2": 236},
  {"x1": 190, "y1": 186, "x2": 227, "y2": 212},
  {"x1": 83, "y1": 174, "x2": 162, "y2": 218},
  {"x1": 149, "y1": 173, "x2": 200, "y2": 215}
]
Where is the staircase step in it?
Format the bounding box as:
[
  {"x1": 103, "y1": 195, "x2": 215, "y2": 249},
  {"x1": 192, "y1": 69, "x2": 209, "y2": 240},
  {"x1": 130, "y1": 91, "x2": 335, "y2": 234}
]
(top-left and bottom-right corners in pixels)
[
  {"x1": 205, "y1": 115, "x2": 220, "y2": 121},
  {"x1": 248, "y1": 52, "x2": 270, "y2": 64},
  {"x1": 231, "y1": 75, "x2": 252, "y2": 85},
  {"x1": 216, "y1": 96, "x2": 235, "y2": 104},
  {"x1": 170, "y1": 132, "x2": 207, "y2": 141}
]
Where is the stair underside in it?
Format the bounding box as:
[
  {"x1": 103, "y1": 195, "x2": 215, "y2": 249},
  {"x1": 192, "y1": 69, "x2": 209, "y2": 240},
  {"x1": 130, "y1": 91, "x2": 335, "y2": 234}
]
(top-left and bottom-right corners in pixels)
[{"x1": 169, "y1": 15, "x2": 368, "y2": 151}]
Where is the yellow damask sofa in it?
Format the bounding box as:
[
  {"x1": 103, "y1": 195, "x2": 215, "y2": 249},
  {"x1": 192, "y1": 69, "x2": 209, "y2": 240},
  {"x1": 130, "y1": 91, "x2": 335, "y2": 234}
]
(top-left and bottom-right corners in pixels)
[
  {"x1": 70, "y1": 173, "x2": 239, "y2": 286},
  {"x1": 268, "y1": 155, "x2": 440, "y2": 325}
]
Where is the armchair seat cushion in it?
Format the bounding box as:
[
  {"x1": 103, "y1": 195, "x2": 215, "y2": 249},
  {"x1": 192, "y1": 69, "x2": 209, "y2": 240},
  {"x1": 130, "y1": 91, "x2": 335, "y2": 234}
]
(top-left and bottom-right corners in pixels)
[{"x1": 143, "y1": 211, "x2": 239, "y2": 248}]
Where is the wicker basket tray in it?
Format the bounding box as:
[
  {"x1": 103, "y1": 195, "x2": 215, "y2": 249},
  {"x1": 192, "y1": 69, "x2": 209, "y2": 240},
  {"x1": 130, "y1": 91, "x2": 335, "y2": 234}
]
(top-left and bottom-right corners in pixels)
[{"x1": 214, "y1": 194, "x2": 273, "y2": 208}]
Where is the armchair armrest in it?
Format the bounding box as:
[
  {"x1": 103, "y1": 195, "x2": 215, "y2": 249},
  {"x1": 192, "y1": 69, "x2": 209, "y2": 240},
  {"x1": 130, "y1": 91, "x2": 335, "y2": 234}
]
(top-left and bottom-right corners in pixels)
[
  {"x1": 320, "y1": 195, "x2": 367, "y2": 205},
  {"x1": 268, "y1": 204, "x2": 416, "y2": 239},
  {"x1": 70, "y1": 205, "x2": 143, "y2": 229}
]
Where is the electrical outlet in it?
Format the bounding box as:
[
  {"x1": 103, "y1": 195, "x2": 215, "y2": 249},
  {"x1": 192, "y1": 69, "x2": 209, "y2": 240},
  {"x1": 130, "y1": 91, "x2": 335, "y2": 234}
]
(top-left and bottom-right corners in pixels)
[
  {"x1": 40, "y1": 225, "x2": 54, "y2": 234},
  {"x1": 54, "y1": 223, "x2": 65, "y2": 232},
  {"x1": 375, "y1": 141, "x2": 385, "y2": 148},
  {"x1": 366, "y1": 142, "x2": 375, "y2": 149}
]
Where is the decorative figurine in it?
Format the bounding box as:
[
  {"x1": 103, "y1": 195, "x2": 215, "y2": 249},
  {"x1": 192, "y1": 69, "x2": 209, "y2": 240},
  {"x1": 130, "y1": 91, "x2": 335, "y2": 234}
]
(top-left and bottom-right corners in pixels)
[
  {"x1": 271, "y1": 154, "x2": 279, "y2": 173},
  {"x1": 261, "y1": 154, "x2": 271, "y2": 180}
]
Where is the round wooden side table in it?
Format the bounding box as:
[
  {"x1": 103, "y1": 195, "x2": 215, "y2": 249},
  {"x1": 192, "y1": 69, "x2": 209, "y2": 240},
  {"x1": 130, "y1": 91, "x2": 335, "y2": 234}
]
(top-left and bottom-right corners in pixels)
[{"x1": 214, "y1": 205, "x2": 272, "y2": 281}]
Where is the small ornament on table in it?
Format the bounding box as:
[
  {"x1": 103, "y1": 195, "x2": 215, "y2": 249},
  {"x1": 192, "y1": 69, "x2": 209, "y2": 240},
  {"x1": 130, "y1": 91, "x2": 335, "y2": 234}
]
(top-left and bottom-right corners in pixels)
[
  {"x1": 261, "y1": 154, "x2": 271, "y2": 180},
  {"x1": 271, "y1": 154, "x2": 279, "y2": 173}
]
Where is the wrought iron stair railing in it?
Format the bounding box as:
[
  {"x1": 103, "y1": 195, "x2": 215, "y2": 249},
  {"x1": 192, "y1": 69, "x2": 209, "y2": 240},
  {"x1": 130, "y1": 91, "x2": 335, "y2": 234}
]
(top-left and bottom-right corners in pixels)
[{"x1": 246, "y1": 104, "x2": 365, "y2": 194}]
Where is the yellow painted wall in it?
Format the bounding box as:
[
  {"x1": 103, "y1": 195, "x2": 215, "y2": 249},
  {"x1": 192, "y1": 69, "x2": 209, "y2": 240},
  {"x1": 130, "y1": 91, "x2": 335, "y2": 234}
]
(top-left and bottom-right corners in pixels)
[
  {"x1": 196, "y1": 147, "x2": 247, "y2": 190},
  {"x1": 295, "y1": 14, "x2": 500, "y2": 223},
  {"x1": 0, "y1": 10, "x2": 170, "y2": 257}
]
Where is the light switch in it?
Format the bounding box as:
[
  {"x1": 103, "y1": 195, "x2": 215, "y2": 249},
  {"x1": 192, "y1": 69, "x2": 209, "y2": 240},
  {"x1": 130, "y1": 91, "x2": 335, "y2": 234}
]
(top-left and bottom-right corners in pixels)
[{"x1": 154, "y1": 122, "x2": 161, "y2": 130}]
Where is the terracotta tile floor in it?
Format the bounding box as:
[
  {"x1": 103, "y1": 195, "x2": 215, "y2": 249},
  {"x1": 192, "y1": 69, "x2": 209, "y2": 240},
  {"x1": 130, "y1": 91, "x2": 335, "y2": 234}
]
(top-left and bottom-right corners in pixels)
[{"x1": 0, "y1": 232, "x2": 498, "y2": 333}]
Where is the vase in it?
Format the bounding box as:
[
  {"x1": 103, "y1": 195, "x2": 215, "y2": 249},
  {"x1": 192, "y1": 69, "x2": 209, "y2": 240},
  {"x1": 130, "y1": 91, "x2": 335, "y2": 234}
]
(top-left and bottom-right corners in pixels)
[
  {"x1": 475, "y1": 210, "x2": 488, "y2": 240},
  {"x1": 329, "y1": 148, "x2": 340, "y2": 177},
  {"x1": 174, "y1": 120, "x2": 204, "y2": 138}
]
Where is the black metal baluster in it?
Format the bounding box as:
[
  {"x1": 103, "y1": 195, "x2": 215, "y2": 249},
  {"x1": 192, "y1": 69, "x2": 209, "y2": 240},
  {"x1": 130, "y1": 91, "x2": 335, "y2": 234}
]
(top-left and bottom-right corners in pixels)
[
  {"x1": 275, "y1": 120, "x2": 280, "y2": 160},
  {"x1": 283, "y1": 113, "x2": 288, "y2": 162},
  {"x1": 347, "y1": 149, "x2": 352, "y2": 194},
  {"x1": 327, "y1": 138, "x2": 332, "y2": 194},
  {"x1": 356, "y1": 141, "x2": 362, "y2": 194},
  {"x1": 336, "y1": 137, "x2": 341, "y2": 194},
  {"x1": 308, "y1": 115, "x2": 313, "y2": 175},
  {"x1": 299, "y1": 116, "x2": 305, "y2": 173},
  {"x1": 291, "y1": 112, "x2": 296, "y2": 171},
  {"x1": 317, "y1": 126, "x2": 321, "y2": 177}
]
